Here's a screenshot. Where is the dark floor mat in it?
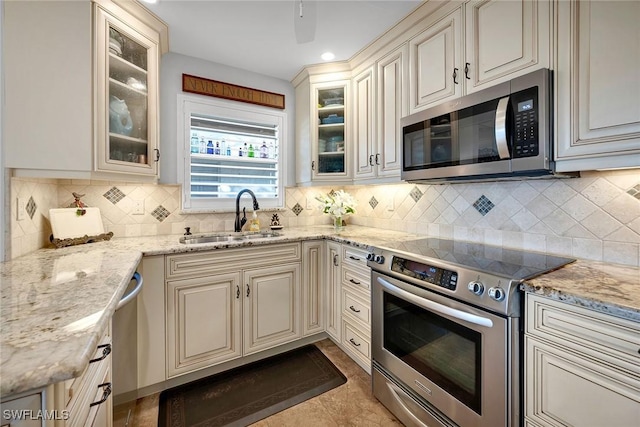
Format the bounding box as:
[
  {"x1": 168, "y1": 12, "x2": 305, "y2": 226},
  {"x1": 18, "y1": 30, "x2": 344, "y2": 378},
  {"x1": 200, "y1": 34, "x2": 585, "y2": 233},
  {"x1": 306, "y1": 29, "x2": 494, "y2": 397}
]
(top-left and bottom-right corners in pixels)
[{"x1": 158, "y1": 344, "x2": 347, "y2": 427}]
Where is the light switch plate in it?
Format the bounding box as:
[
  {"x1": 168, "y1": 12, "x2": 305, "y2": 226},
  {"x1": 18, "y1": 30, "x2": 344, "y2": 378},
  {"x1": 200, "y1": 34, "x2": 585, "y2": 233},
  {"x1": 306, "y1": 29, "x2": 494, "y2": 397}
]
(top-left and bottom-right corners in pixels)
[
  {"x1": 387, "y1": 198, "x2": 395, "y2": 211},
  {"x1": 306, "y1": 197, "x2": 314, "y2": 210},
  {"x1": 16, "y1": 198, "x2": 26, "y2": 220}
]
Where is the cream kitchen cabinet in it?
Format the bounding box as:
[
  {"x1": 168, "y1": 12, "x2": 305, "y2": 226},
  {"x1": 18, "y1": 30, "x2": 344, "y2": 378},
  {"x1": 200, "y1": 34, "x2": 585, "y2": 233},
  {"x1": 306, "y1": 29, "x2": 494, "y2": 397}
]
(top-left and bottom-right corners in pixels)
[
  {"x1": 4, "y1": 0, "x2": 166, "y2": 181},
  {"x1": 408, "y1": 0, "x2": 550, "y2": 114},
  {"x1": 294, "y1": 66, "x2": 353, "y2": 185},
  {"x1": 525, "y1": 294, "x2": 640, "y2": 426},
  {"x1": 353, "y1": 46, "x2": 406, "y2": 182},
  {"x1": 339, "y1": 245, "x2": 372, "y2": 373},
  {"x1": 164, "y1": 243, "x2": 302, "y2": 378},
  {"x1": 302, "y1": 241, "x2": 325, "y2": 336},
  {"x1": 554, "y1": 0, "x2": 640, "y2": 171},
  {"x1": 325, "y1": 241, "x2": 342, "y2": 341}
]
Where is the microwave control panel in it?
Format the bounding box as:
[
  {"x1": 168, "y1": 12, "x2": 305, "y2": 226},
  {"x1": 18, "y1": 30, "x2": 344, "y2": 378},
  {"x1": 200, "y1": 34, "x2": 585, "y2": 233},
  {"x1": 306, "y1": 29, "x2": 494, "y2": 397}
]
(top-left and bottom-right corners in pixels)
[{"x1": 512, "y1": 87, "x2": 539, "y2": 158}]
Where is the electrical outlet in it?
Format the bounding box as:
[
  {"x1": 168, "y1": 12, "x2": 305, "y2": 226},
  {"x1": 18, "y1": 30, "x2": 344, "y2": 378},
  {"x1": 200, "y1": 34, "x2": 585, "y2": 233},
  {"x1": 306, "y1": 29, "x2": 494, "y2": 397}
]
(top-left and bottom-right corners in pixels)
[
  {"x1": 132, "y1": 200, "x2": 144, "y2": 215},
  {"x1": 306, "y1": 197, "x2": 314, "y2": 210},
  {"x1": 387, "y1": 198, "x2": 395, "y2": 211},
  {"x1": 16, "y1": 198, "x2": 26, "y2": 221}
]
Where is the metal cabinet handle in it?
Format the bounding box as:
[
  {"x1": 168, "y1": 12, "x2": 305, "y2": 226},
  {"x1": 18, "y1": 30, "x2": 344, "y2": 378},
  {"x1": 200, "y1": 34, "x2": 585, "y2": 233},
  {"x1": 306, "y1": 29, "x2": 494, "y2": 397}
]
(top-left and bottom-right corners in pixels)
[
  {"x1": 89, "y1": 344, "x2": 111, "y2": 364},
  {"x1": 89, "y1": 382, "x2": 112, "y2": 407},
  {"x1": 349, "y1": 338, "x2": 361, "y2": 347},
  {"x1": 246, "y1": 284, "x2": 250, "y2": 297},
  {"x1": 333, "y1": 254, "x2": 339, "y2": 267},
  {"x1": 465, "y1": 62, "x2": 470, "y2": 79},
  {"x1": 453, "y1": 68, "x2": 459, "y2": 85},
  {"x1": 348, "y1": 256, "x2": 361, "y2": 261},
  {"x1": 311, "y1": 160, "x2": 316, "y2": 171},
  {"x1": 154, "y1": 148, "x2": 160, "y2": 162},
  {"x1": 349, "y1": 279, "x2": 361, "y2": 285},
  {"x1": 116, "y1": 272, "x2": 143, "y2": 311},
  {"x1": 375, "y1": 153, "x2": 380, "y2": 165},
  {"x1": 369, "y1": 155, "x2": 374, "y2": 166},
  {"x1": 349, "y1": 305, "x2": 361, "y2": 313},
  {"x1": 236, "y1": 285, "x2": 240, "y2": 299}
]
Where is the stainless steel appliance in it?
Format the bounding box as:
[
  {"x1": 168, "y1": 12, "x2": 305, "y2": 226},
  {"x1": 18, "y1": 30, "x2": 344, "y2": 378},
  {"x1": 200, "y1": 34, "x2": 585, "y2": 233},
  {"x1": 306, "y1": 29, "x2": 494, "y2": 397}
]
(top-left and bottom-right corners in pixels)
[
  {"x1": 401, "y1": 69, "x2": 560, "y2": 183},
  {"x1": 367, "y1": 238, "x2": 574, "y2": 427}
]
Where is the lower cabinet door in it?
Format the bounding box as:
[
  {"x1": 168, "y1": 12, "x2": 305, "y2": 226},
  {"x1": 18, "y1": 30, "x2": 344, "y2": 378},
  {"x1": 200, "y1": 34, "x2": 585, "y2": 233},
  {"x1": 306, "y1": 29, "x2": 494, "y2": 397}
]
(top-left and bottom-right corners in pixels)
[
  {"x1": 166, "y1": 272, "x2": 242, "y2": 378},
  {"x1": 243, "y1": 263, "x2": 301, "y2": 355},
  {"x1": 526, "y1": 336, "x2": 640, "y2": 427}
]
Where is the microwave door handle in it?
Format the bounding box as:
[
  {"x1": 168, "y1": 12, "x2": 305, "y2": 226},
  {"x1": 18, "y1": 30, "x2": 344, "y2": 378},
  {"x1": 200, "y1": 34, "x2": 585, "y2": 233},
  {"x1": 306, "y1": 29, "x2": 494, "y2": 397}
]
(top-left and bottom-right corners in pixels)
[
  {"x1": 495, "y1": 96, "x2": 511, "y2": 159},
  {"x1": 376, "y1": 276, "x2": 493, "y2": 328}
]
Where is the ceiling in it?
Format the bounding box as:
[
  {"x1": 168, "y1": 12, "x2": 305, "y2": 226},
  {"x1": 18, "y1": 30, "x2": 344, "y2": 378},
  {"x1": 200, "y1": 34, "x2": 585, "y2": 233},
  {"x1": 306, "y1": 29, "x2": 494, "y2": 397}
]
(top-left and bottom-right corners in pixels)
[{"x1": 143, "y1": 0, "x2": 424, "y2": 81}]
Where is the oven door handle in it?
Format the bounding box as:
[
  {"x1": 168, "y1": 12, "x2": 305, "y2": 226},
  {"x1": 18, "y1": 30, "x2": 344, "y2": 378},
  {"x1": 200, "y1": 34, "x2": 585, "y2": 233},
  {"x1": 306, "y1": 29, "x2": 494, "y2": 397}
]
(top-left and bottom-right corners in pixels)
[
  {"x1": 377, "y1": 276, "x2": 493, "y2": 328},
  {"x1": 494, "y1": 95, "x2": 511, "y2": 160}
]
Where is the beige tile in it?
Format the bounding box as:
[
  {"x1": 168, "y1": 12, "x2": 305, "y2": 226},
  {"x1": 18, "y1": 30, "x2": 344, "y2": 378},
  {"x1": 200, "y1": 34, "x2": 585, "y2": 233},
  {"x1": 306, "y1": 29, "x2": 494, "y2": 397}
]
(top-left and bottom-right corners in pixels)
[{"x1": 114, "y1": 339, "x2": 398, "y2": 427}]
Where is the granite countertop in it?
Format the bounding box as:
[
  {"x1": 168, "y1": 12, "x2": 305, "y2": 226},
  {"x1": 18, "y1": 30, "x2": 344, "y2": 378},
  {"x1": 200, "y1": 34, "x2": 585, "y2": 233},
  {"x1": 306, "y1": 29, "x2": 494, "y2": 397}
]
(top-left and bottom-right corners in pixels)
[
  {"x1": 521, "y1": 260, "x2": 640, "y2": 322},
  {"x1": 0, "y1": 225, "x2": 413, "y2": 398},
  {"x1": 1, "y1": 225, "x2": 639, "y2": 398}
]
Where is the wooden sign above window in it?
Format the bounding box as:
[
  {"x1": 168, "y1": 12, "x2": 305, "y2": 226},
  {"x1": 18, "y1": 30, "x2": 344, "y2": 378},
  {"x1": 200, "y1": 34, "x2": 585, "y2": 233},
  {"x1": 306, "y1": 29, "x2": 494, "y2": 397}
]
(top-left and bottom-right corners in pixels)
[{"x1": 182, "y1": 74, "x2": 285, "y2": 109}]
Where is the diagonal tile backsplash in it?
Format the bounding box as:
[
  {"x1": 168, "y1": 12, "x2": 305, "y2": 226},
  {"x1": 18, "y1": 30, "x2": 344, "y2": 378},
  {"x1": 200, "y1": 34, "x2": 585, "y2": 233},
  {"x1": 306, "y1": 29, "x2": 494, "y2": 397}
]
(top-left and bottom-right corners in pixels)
[{"x1": 8, "y1": 170, "x2": 640, "y2": 266}]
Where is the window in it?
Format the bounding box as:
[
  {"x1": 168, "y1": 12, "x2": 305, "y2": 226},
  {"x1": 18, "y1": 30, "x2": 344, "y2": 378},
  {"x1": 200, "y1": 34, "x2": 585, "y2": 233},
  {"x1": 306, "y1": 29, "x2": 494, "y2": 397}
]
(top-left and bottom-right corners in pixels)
[{"x1": 178, "y1": 95, "x2": 286, "y2": 211}]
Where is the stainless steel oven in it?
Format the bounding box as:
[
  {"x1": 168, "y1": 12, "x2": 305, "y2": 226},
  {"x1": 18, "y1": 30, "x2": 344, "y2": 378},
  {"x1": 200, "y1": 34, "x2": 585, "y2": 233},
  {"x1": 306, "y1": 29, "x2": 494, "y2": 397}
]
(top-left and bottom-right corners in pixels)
[{"x1": 367, "y1": 238, "x2": 574, "y2": 427}]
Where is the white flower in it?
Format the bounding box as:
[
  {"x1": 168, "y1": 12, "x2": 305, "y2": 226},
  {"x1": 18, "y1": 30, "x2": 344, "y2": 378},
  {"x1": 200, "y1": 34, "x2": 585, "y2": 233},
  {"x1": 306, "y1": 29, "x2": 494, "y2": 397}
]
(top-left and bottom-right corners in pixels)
[{"x1": 315, "y1": 190, "x2": 357, "y2": 218}]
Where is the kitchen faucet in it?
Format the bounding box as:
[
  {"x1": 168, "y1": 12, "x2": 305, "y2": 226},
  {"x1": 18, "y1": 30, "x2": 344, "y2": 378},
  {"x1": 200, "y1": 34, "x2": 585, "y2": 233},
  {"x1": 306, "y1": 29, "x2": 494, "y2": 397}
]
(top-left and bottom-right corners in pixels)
[{"x1": 234, "y1": 189, "x2": 260, "y2": 232}]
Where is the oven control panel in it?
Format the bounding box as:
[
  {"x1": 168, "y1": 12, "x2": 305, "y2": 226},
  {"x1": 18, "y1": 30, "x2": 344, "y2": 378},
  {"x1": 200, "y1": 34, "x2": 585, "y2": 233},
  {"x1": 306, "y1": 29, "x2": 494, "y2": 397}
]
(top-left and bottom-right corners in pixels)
[{"x1": 390, "y1": 256, "x2": 458, "y2": 290}]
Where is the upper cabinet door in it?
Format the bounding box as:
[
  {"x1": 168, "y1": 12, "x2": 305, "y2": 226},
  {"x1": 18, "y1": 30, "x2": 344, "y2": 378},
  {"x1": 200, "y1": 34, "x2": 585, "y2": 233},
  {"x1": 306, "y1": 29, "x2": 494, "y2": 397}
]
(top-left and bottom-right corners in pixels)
[
  {"x1": 353, "y1": 67, "x2": 376, "y2": 179},
  {"x1": 376, "y1": 45, "x2": 408, "y2": 178},
  {"x1": 555, "y1": 0, "x2": 640, "y2": 171},
  {"x1": 94, "y1": 4, "x2": 160, "y2": 177},
  {"x1": 409, "y1": 7, "x2": 463, "y2": 114},
  {"x1": 464, "y1": 0, "x2": 548, "y2": 93}
]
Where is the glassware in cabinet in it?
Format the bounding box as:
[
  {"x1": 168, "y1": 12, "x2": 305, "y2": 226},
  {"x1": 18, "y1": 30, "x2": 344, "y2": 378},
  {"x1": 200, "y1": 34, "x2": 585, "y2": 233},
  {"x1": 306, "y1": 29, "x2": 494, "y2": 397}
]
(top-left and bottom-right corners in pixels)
[
  {"x1": 315, "y1": 86, "x2": 346, "y2": 176},
  {"x1": 95, "y1": 4, "x2": 159, "y2": 177}
]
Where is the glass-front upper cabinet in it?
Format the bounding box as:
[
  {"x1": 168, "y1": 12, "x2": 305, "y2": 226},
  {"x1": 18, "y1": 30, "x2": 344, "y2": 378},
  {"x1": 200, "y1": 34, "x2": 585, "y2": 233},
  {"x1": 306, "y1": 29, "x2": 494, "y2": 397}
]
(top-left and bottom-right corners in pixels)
[
  {"x1": 313, "y1": 82, "x2": 349, "y2": 179},
  {"x1": 94, "y1": 4, "x2": 160, "y2": 177}
]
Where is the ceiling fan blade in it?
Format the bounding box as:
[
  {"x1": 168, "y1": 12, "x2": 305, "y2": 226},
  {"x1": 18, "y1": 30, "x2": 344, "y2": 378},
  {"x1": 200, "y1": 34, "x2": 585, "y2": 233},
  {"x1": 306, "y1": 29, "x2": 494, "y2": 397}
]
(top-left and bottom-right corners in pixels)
[{"x1": 294, "y1": 0, "x2": 317, "y2": 44}]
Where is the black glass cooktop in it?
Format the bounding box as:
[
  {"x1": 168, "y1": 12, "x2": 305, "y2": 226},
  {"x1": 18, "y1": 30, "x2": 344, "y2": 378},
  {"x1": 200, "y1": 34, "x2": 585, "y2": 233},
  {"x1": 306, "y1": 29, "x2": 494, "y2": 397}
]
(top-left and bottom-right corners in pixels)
[{"x1": 378, "y1": 237, "x2": 576, "y2": 281}]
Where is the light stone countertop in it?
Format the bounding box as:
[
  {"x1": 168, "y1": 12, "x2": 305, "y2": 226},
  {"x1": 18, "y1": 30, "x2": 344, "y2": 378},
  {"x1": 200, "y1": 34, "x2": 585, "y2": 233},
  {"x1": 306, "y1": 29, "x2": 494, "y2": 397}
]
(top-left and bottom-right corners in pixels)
[
  {"x1": 0, "y1": 225, "x2": 414, "y2": 398},
  {"x1": 1, "y1": 224, "x2": 639, "y2": 398},
  {"x1": 521, "y1": 260, "x2": 640, "y2": 322}
]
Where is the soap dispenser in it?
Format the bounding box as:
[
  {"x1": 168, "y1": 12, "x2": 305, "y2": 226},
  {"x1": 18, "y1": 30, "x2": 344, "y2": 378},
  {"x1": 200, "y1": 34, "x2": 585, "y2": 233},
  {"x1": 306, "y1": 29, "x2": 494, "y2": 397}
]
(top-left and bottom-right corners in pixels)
[{"x1": 248, "y1": 211, "x2": 260, "y2": 232}]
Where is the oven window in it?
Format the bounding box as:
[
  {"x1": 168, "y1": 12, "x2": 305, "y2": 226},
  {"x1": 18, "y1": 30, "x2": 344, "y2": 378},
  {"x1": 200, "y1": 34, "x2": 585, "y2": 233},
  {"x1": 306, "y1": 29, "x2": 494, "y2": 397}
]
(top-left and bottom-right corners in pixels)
[{"x1": 383, "y1": 292, "x2": 482, "y2": 413}]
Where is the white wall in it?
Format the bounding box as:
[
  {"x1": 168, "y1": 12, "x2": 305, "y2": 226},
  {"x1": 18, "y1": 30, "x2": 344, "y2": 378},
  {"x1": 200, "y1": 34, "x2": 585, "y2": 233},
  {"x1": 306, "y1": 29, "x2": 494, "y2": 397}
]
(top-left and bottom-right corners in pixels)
[{"x1": 158, "y1": 52, "x2": 296, "y2": 186}]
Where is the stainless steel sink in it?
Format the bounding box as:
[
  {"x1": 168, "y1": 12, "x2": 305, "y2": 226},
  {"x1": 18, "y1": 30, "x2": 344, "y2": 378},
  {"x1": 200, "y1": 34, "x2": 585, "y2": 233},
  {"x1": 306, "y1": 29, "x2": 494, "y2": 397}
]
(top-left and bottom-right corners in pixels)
[{"x1": 179, "y1": 231, "x2": 280, "y2": 244}]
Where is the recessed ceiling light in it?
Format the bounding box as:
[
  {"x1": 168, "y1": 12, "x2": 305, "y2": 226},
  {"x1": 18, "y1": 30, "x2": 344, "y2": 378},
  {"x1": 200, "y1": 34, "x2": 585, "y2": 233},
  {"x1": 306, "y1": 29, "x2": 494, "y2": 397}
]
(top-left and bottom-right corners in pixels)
[{"x1": 321, "y1": 52, "x2": 335, "y2": 61}]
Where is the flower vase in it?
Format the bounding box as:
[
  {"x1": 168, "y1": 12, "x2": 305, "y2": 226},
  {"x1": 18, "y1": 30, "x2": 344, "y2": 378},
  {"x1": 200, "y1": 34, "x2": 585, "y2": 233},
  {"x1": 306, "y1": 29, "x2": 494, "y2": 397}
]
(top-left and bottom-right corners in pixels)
[{"x1": 333, "y1": 216, "x2": 344, "y2": 232}]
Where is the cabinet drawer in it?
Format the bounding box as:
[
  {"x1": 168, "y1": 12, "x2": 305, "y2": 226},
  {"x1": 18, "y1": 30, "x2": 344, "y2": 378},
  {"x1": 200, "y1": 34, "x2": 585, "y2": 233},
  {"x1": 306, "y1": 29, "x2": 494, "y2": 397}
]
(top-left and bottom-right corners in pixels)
[
  {"x1": 67, "y1": 335, "x2": 112, "y2": 427},
  {"x1": 341, "y1": 265, "x2": 370, "y2": 291},
  {"x1": 342, "y1": 319, "x2": 371, "y2": 363},
  {"x1": 167, "y1": 243, "x2": 301, "y2": 278},
  {"x1": 341, "y1": 284, "x2": 371, "y2": 328},
  {"x1": 527, "y1": 295, "x2": 640, "y2": 370},
  {"x1": 342, "y1": 245, "x2": 370, "y2": 272},
  {"x1": 64, "y1": 328, "x2": 111, "y2": 408}
]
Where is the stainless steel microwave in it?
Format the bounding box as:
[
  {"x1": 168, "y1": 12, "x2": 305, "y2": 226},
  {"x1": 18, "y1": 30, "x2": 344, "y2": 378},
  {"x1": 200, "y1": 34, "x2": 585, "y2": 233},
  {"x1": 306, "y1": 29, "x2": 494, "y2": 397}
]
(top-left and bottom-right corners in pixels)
[{"x1": 401, "y1": 68, "x2": 556, "y2": 183}]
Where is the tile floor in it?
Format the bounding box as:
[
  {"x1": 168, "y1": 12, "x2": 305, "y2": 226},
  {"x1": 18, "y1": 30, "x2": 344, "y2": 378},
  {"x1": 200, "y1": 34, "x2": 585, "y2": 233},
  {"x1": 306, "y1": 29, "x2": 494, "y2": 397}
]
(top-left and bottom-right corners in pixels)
[{"x1": 113, "y1": 339, "x2": 402, "y2": 426}]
